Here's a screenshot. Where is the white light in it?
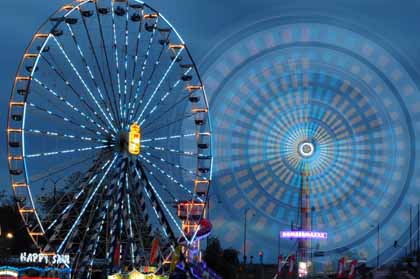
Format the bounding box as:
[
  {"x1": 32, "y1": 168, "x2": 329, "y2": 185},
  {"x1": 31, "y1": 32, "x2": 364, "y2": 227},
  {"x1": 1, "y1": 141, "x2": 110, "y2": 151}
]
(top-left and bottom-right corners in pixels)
[
  {"x1": 298, "y1": 261, "x2": 308, "y2": 278},
  {"x1": 0, "y1": 270, "x2": 18, "y2": 277},
  {"x1": 299, "y1": 142, "x2": 314, "y2": 157}
]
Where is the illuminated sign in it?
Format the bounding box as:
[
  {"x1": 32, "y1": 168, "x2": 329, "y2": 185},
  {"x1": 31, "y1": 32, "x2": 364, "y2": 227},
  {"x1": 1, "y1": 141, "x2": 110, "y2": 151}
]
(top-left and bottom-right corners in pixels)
[
  {"x1": 0, "y1": 269, "x2": 18, "y2": 277},
  {"x1": 280, "y1": 231, "x2": 328, "y2": 239},
  {"x1": 20, "y1": 252, "x2": 70, "y2": 265},
  {"x1": 128, "y1": 123, "x2": 141, "y2": 155}
]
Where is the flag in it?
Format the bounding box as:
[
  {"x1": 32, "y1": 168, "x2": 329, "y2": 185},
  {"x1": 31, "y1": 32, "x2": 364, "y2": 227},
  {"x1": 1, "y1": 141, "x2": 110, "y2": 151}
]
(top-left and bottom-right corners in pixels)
[
  {"x1": 288, "y1": 255, "x2": 295, "y2": 275},
  {"x1": 149, "y1": 235, "x2": 160, "y2": 265},
  {"x1": 112, "y1": 239, "x2": 121, "y2": 269},
  {"x1": 348, "y1": 259, "x2": 357, "y2": 279},
  {"x1": 337, "y1": 257, "x2": 345, "y2": 278}
]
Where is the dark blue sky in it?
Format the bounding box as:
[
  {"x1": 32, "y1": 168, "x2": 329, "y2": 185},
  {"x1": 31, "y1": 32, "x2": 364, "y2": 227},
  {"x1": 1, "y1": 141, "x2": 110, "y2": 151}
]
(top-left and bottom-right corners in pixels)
[{"x1": 1, "y1": 0, "x2": 420, "y2": 192}]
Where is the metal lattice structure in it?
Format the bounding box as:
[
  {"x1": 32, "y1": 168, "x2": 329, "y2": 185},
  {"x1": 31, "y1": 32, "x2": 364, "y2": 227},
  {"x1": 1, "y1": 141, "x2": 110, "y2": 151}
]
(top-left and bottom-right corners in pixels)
[{"x1": 7, "y1": 0, "x2": 212, "y2": 277}]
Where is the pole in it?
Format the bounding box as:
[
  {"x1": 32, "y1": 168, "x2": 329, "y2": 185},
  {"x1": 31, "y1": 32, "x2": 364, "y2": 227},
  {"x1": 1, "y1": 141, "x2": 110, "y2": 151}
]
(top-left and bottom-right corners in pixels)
[
  {"x1": 417, "y1": 204, "x2": 419, "y2": 252},
  {"x1": 377, "y1": 223, "x2": 380, "y2": 269},
  {"x1": 410, "y1": 205, "x2": 413, "y2": 255},
  {"x1": 244, "y1": 208, "x2": 248, "y2": 264},
  {"x1": 311, "y1": 206, "x2": 315, "y2": 265}
]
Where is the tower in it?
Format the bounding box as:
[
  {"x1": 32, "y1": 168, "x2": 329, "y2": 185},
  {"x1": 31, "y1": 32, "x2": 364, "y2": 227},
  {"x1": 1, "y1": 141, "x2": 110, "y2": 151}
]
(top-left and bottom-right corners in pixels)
[{"x1": 298, "y1": 165, "x2": 310, "y2": 261}]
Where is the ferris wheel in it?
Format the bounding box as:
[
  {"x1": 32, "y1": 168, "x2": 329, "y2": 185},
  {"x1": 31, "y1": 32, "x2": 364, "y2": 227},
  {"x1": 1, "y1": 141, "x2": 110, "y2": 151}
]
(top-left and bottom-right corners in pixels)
[{"x1": 7, "y1": 0, "x2": 212, "y2": 277}]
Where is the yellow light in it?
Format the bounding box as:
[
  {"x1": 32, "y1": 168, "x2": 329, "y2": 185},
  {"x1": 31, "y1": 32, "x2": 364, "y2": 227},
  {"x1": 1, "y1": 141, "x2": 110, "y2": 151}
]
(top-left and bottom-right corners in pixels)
[
  {"x1": 128, "y1": 123, "x2": 141, "y2": 155},
  {"x1": 6, "y1": 232, "x2": 14, "y2": 239},
  {"x1": 108, "y1": 274, "x2": 122, "y2": 279},
  {"x1": 128, "y1": 270, "x2": 145, "y2": 279}
]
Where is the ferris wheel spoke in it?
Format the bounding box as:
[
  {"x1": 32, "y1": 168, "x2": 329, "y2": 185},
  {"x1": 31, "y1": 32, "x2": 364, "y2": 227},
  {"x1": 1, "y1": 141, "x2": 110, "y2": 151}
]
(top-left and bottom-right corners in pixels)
[
  {"x1": 126, "y1": 8, "x2": 144, "y2": 124},
  {"x1": 132, "y1": 161, "x2": 188, "y2": 244},
  {"x1": 124, "y1": 173, "x2": 136, "y2": 265},
  {"x1": 44, "y1": 155, "x2": 114, "y2": 244},
  {"x1": 136, "y1": 157, "x2": 178, "y2": 202},
  {"x1": 25, "y1": 144, "x2": 112, "y2": 159},
  {"x1": 27, "y1": 102, "x2": 103, "y2": 137},
  {"x1": 78, "y1": 8, "x2": 122, "y2": 129},
  {"x1": 52, "y1": 36, "x2": 118, "y2": 133},
  {"x1": 46, "y1": 157, "x2": 110, "y2": 236},
  {"x1": 141, "y1": 144, "x2": 197, "y2": 158},
  {"x1": 38, "y1": 54, "x2": 112, "y2": 131},
  {"x1": 140, "y1": 93, "x2": 189, "y2": 128},
  {"x1": 30, "y1": 152, "x2": 104, "y2": 186},
  {"x1": 122, "y1": 1, "x2": 130, "y2": 125},
  {"x1": 139, "y1": 67, "x2": 192, "y2": 127},
  {"x1": 128, "y1": 16, "x2": 159, "y2": 122},
  {"x1": 128, "y1": 196, "x2": 150, "y2": 265},
  {"x1": 57, "y1": 153, "x2": 118, "y2": 254},
  {"x1": 84, "y1": 182, "x2": 118, "y2": 277},
  {"x1": 138, "y1": 154, "x2": 201, "y2": 201},
  {"x1": 93, "y1": 1, "x2": 123, "y2": 127},
  {"x1": 25, "y1": 128, "x2": 107, "y2": 143},
  {"x1": 130, "y1": 42, "x2": 168, "y2": 123},
  {"x1": 141, "y1": 132, "x2": 197, "y2": 143},
  {"x1": 107, "y1": 160, "x2": 128, "y2": 268},
  {"x1": 110, "y1": 1, "x2": 125, "y2": 125},
  {"x1": 141, "y1": 113, "x2": 194, "y2": 134},
  {"x1": 134, "y1": 46, "x2": 183, "y2": 124},
  {"x1": 139, "y1": 152, "x2": 197, "y2": 179},
  {"x1": 32, "y1": 78, "x2": 111, "y2": 135},
  {"x1": 72, "y1": 183, "x2": 108, "y2": 274},
  {"x1": 64, "y1": 22, "x2": 118, "y2": 130}
]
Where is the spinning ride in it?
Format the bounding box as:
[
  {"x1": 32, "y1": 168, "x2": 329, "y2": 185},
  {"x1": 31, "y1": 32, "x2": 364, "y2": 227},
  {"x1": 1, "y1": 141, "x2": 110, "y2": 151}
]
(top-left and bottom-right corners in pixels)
[{"x1": 203, "y1": 15, "x2": 420, "y2": 265}]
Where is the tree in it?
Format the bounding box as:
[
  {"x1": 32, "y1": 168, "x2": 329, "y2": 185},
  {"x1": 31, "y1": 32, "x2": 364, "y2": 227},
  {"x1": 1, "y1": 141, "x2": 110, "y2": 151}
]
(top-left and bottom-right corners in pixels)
[
  {"x1": 203, "y1": 237, "x2": 223, "y2": 273},
  {"x1": 203, "y1": 237, "x2": 240, "y2": 279},
  {"x1": 0, "y1": 202, "x2": 35, "y2": 260}
]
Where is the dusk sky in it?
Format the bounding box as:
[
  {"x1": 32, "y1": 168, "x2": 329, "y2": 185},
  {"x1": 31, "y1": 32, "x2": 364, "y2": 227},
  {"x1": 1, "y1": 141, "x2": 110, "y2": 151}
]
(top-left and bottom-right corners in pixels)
[
  {"x1": 2, "y1": 0, "x2": 420, "y2": 267},
  {"x1": 2, "y1": 0, "x2": 420, "y2": 195}
]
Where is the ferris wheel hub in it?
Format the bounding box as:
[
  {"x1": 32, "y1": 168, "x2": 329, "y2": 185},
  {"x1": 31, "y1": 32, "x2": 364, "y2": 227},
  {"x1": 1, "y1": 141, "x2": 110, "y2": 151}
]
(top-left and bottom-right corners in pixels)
[{"x1": 298, "y1": 141, "x2": 315, "y2": 158}]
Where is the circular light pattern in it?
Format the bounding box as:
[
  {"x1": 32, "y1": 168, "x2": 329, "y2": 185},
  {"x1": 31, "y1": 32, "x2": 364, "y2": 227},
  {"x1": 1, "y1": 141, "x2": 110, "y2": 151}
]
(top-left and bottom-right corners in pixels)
[
  {"x1": 299, "y1": 142, "x2": 315, "y2": 158},
  {"x1": 203, "y1": 16, "x2": 420, "y2": 264}
]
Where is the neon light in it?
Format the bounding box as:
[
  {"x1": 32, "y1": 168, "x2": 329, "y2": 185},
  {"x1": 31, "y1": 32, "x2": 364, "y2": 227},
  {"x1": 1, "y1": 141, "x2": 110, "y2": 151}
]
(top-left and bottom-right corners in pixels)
[
  {"x1": 19, "y1": 252, "x2": 70, "y2": 265},
  {"x1": 280, "y1": 231, "x2": 328, "y2": 239},
  {"x1": 0, "y1": 270, "x2": 18, "y2": 277}
]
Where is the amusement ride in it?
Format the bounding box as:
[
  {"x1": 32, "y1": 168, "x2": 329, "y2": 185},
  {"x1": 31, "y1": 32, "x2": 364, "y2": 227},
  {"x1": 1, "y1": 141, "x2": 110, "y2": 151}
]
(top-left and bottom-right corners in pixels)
[{"x1": 7, "y1": 0, "x2": 213, "y2": 277}]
